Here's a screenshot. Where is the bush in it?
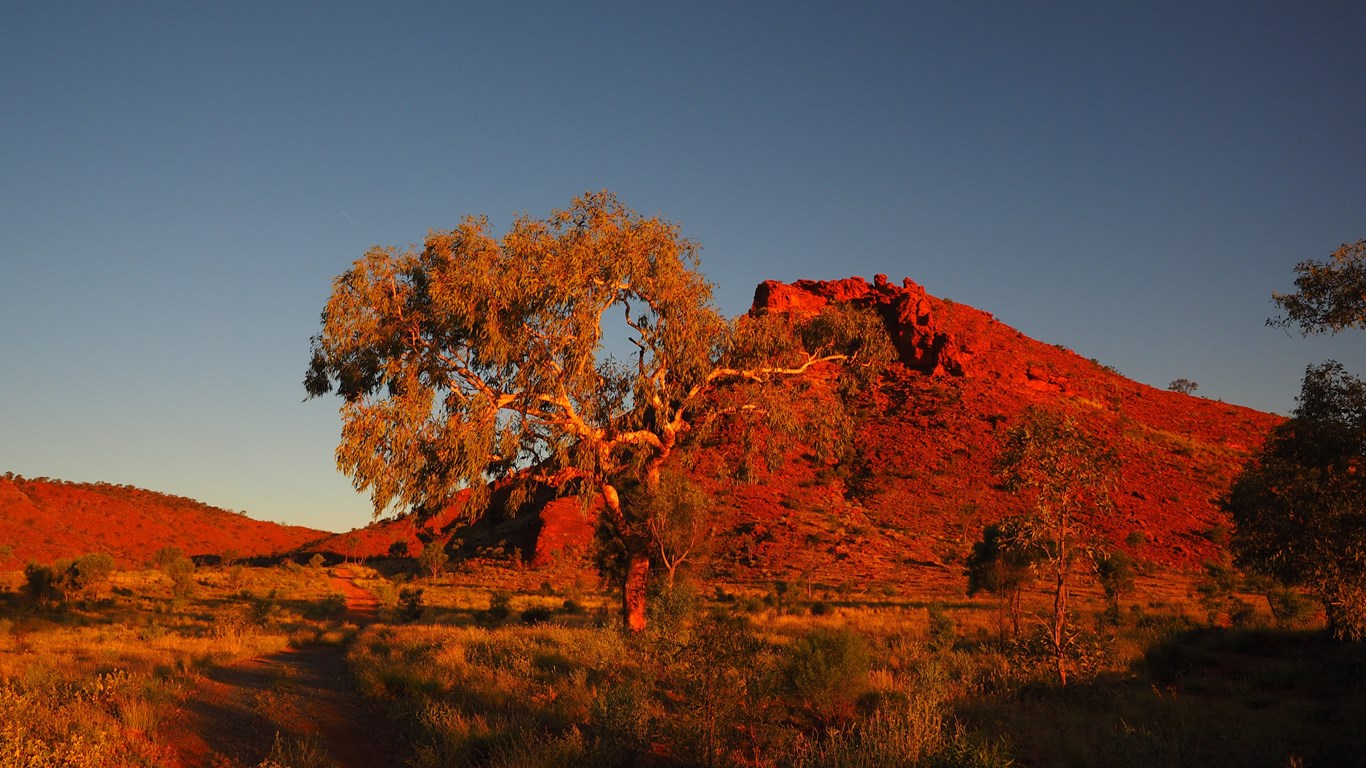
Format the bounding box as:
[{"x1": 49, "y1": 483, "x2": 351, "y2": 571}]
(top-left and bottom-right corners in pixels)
[
  {"x1": 398, "y1": 587, "x2": 424, "y2": 622},
  {"x1": 23, "y1": 562, "x2": 64, "y2": 609},
  {"x1": 780, "y1": 628, "x2": 872, "y2": 723},
  {"x1": 521, "y1": 606, "x2": 555, "y2": 625},
  {"x1": 665, "y1": 614, "x2": 763, "y2": 766},
  {"x1": 927, "y1": 602, "x2": 956, "y2": 653},
  {"x1": 1266, "y1": 584, "x2": 1316, "y2": 629},
  {"x1": 165, "y1": 556, "x2": 196, "y2": 600},
  {"x1": 68, "y1": 553, "x2": 115, "y2": 602},
  {"x1": 476, "y1": 591, "x2": 513, "y2": 626}
]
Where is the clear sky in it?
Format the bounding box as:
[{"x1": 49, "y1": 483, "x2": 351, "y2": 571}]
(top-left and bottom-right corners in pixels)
[{"x1": 2, "y1": 2, "x2": 1363, "y2": 532}]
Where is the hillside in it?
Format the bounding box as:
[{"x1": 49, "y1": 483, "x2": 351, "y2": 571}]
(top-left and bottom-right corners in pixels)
[
  {"x1": 303, "y1": 275, "x2": 1281, "y2": 590},
  {"x1": 0, "y1": 475, "x2": 330, "y2": 569},
  {"x1": 699, "y1": 275, "x2": 1280, "y2": 587}
]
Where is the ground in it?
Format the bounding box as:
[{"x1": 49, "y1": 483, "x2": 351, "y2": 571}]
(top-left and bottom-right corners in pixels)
[{"x1": 165, "y1": 566, "x2": 407, "y2": 768}]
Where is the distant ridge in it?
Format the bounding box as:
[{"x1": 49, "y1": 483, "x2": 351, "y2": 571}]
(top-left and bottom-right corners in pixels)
[{"x1": 0, "y1": 475, "x2": 330, "y2": 568}]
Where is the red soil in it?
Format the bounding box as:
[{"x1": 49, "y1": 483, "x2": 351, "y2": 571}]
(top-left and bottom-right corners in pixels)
[{"x1": 0, "y1": 477, "x2": 328, "y2": 569}]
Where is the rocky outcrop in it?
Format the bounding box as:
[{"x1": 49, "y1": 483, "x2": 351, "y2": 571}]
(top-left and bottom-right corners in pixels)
[{"x1": 751, "y1": 274, "x2": 967, "y2": 376}]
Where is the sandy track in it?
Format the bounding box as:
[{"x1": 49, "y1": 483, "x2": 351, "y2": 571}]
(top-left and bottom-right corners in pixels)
[{"x1": 166, "y1": 566, "x2": 405, "y2": 768}]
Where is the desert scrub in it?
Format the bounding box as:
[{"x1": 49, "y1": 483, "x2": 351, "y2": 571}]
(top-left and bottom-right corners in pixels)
[
  {"x1": 779, "y1": 627, "x2": 873, "y2": 724},
  {"x1": 0, "y1": 671, "x2": 178, "y2": 767},
  {"x1": 349, "y1": 624, "x2": 629, "y2": 767},
  {"x1": 784, "y1": 671, "x2": 1012, "y2": 768}
]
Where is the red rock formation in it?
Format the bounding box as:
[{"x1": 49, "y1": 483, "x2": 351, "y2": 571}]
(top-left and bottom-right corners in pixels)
[{"x1": 752, "y1": 274, "x2": 966, "y2": 376}]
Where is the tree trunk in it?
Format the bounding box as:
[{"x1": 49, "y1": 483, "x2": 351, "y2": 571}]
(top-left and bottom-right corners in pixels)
[
  {"x1": 601, "y1": 482, "x2": 650, "y2": 634},
  {"x1": 1053, "y1": 566, "x2": 1069, "y2": 686},
  {"x1": 623, "y1": 551, "x2": 650, "y2": 633}
]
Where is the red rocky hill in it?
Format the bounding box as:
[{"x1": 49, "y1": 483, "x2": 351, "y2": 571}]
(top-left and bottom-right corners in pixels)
[
  {"x1": 307, "y1": 275, "x2": 1282, "y2": 591},
  {"x1": 701, "y1": 275, "x2": 1280, "y2": 588},
  {"x1": 0, "y1": 476, "x2": 330, "y2": 569}
]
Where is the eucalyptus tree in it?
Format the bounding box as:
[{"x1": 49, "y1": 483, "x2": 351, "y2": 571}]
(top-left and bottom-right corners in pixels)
[
  {"x1": 996, "y1": 407, "x2": 1119, "y2": 684},
  {"x1": 1227, "y1": 362, "x2": 1366, "y2": 640},
  {"x1": 1228, "y1": 238, "x2": 1366, "y2": 641},
  {"x1": 306, "y1": 192, "x2": 888, "y2": 631},
  {"x1": 1270, "y1": 239, "x2": 1366, "y2": 334}
]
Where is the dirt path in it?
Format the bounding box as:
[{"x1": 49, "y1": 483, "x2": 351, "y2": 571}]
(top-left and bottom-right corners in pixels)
[{"x1": 166, "y1": 566, "x2": 407, "y2": 768}]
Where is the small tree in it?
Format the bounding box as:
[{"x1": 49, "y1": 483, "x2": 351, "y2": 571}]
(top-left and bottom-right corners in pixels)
[
  {"x1": 1226, "y1": 361, "x2": 1366, "y2": 640},
  {"x1": 964, "y1": 520, "x2": 1038, "y2": 643},
  {"x1": 996, "y1": 407, "x2": 1119, "y2": 684},
  {"x1": 1095, "y1": 549, "x2": 1136, "y2": 624},
  {"x1": 630, "y1": 466, "x2": 713, "y2": 591},
  {"x1": 1167, "y1": 378, "x2": 1199, "y2": 395},
  {"x1": 417, "y1": 538, "x2": 450, "y2": 581},
  {"x1": 305, "y1": 192, "x2": 888, "y2": 631},
  {"x1": 67, "y1": 553, "x2": 115, "y2": 602}
]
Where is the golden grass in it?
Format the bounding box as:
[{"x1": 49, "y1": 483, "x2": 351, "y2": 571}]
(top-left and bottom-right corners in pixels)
[{"x1": 0, "y1": 562, "x2": 358, "y2": 767}]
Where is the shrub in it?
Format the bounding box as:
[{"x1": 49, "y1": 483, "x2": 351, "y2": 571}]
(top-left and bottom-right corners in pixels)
[
  {"x1": 476, "y1": 591, "x2": 513, "y2": 626},
  {"x1": 927, "y1": 602, "x2": 957, "y2": 653},
  {"x1": 23, "y1": 562, "x2": 64, "y2": 609},
  {"x1": 780, "y1": 628, "x2": 872, "y2": 723},
  {"x1": 1266, "y1": 584, "x2": 1316, "y2": 629},
  {"x1": 521, "y1": 606, "x2": 555, "y2": 625},
  {"x1": 165, "y1": 556, "x2": 196, "y2": 600},
  {"x1": 665, "y1": 614, "x2": 763, "y2": 767},
  {"x1": 149, "y1": 546, "x2": 184, "y2": 569},
  {"x1": 68, "y1": 553, "x2": 115, "y2": 602},
  {"x1": 398, "y1": 587, "x2": 424, "y2": 622}
]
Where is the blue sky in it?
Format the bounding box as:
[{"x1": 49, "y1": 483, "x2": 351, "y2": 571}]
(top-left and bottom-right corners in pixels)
[{"x1": 2, "y1": 2, "x2": 1363, "y2": 532}]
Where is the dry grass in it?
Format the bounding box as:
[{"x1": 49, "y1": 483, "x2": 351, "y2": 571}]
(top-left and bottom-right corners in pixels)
[{"x1": 0, "y1": 561, "x2": 356, "y2": 767}]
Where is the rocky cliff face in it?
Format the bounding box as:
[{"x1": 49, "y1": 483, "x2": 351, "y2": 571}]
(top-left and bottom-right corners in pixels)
[{"x1": 753, "y1": 274, "x2": 967, "y2": 376}]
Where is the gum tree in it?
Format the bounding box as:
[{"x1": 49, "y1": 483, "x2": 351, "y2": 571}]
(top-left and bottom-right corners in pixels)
[
  {"x1": 1227, "y1": 364, "x2": 1366, "y2": 640},
  {"x1": 1227, "y1": 238, "x2": 1366, "y2": 641},
  {"x1": 305, "y1": 192, "x2": 887, "y2": 631},
  {"x1": 1270, "y1": 239, "x2": 1366, "y2": 335},
  {"x1": 996, "y1": 407, "x2": 1119, "y2": 684}
]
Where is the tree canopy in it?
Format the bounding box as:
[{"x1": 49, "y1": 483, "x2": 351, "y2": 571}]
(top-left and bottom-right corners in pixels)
[
  {"x1": 305, "y1": 191, "x2": 890, "y2": 630},
  {"x1": 1270, "y1": 239, "x2": 1366, "y2": 335},
  {"x1": 1226, "y1": 361, "x2": 1366, "y2": 640}
]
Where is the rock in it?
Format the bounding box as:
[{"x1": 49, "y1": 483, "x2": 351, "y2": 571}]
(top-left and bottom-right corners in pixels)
[{"x1": 750, "y1": 275, "x2": 966, "y2": 376}]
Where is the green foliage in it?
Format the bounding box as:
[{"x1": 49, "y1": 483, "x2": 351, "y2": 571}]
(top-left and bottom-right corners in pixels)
[
  {"x1": 1264, "y1": 584, "x2": 1316, "y2": 630},
  {"x1": 417, "y1": 538, "x2": 450, "y2": 580},
  {"x1": 780, "y1": 627, "x2": 872, "y2": 723},
  {"x1": 965, "y1": 521, "x2": 1039, "y2": 640},
  {"x1": 0, "y1": 672, "x2": 175, "y2": 767},
  {"x1": 22, "y1": 553, "x2": 116, "y2": 608},
  {"x1": 629, "y1": 467, "x2": 714, "y2": 588},
  {"x1": 398, "y1": 587, "x2": 425, "y2": 622},
  {"x1": 1096, "y1": 549, "x2": 1136, "y2": 618},
  {"x1": 1226, "y1": 361, "x2": 1366, "y2": 640},
  {"x1": 1194, "y1": 557, "x2": 1257, "y2": 628},
  {"x1": 996, "y1": 407, "x2": 1119, "y2": 683},
  {"x1": 164, "y1": 556, "x2": 196, "y2": 600},
  {"x1": 149, "y1": 546, "x2": 184, "y2": 570},
  {"x1": 1167, "y1": 378, "x2": 1199, "y2": 395},
  {"x1": 1270, "y1": 239, "x2": 1366, "y2": 334},
  {"x1": 23, "y1": 562, "x2": 64, "y2": 609},
  {"x1": 927, "y1": 603, "x2": 957, "y2": 653},
  {"x1": 662, "y1": 614, "x2": 764, "y2": 767}
]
